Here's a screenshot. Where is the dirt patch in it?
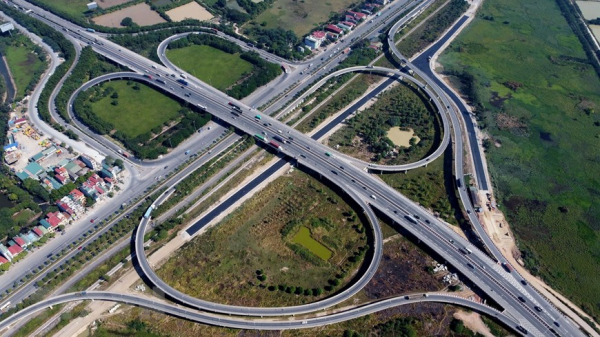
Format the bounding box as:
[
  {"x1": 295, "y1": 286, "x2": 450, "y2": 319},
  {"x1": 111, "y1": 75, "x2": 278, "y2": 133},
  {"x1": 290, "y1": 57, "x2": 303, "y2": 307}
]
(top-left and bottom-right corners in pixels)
[
  {"x1": 495, "y1": 112, "x2": 528, "y2": 134},
  {"x1": 166, "y1": 1, "x2": 213, "y2": 21},
  {"x1": 95, "y1": 0, "x2": 133, "y2": 9},
  {"x1": 387, "y1": 127, "x2": 419, "y2": 147},
  {"x1": 363, "y1": 235, "x2": 444, "y2": 299},
  {"x1": 93, "y1": 3, "x2": 166, "y2": 27},
  {"x1": 454, "y1": 310, "x2": 494, "y2": 337}
]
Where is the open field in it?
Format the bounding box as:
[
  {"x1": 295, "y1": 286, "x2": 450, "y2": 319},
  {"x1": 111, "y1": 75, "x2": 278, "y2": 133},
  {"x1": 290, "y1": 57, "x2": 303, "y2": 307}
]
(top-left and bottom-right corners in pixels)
[
  {"x1": 93, "y1": 3, "x2": 166, "y2": 27},
  {"x1": 156, "y1": 170, "x2": 368, "y2": 307},
  {"x1": 89, "y1": 80, "x2": 180, "y2": 138},
  {"x1": 35, "y1": 0, "x2": 89, "y2": 18},
  {"x1": 250, "y1": 0, "x2": 359, "y2": 37},
  {"x1": 166, "y1": 45, "x2": 253, "y2": 91},
  {"x1": 166, "y1": 1, "x2": 213, "y2": 21},
  {"x1": 328, "y1": 81, "x2": 440, "y2": 165},
  {"x1": 95, "y1": 0, "x2": 133, "y2": 9},
  {"x1": 439, "y1": 0, "x2": 600, "y2": 321},
  {"x1": 2, "y1": 36, "x2": 47, "y2": 99}
]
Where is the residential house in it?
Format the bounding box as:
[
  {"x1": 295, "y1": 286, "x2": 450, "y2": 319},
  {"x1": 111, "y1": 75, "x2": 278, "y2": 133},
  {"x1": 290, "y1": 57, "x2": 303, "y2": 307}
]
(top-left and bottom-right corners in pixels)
[
  {"x1": 79, "y1": 154, "x2": 101, "y2": 171},
  {"x1": 326, "y1": 24, "x2": 343, "y2": 35},
  {"x1": 7, "y1": 244, "x2": 23, "y2": 257},
  {"x1": 21, "y1": 232, "x2": 39, "y2": 244},
  {"x1": 0, "y1": 244, "x2": 13, "y2": 261},
  {"x1": 13, "y1": 118, "x2": 26, "y2": 126},
  {"x1": 304, "y1": 31, "x2": 327, "y2": 50},
  {"x1": 35, "y1": 226, "x2": 48, "y2": 236},
  {"x1": 46, "y1": 212, "x2": 67, "y2": 228},
  {"x1": 339, "y1": 21, "x2": 355, "y2": 30},
  {"x1": 0, "y1": 256, "x2": 8, "y2": 266},
  {"x1": 13, "y1": 236, "x2": 28, "y2": 249},
  {"x1": 347, "y1": 11, "x2": 366, "y2": 21},
  {"x1": 99, "y1": 163, "x2": 120, "y2": 179},
  {"x1": 80, "y1": 182, "x2": 98, "y2": 200},
  {"x1": 64, "y1": 161, "x2": 83, "y2": 180},
  {"x1": 69, "y1": 189, "x2": 86, "y2": 205},
  {"x1": 39, "y1": 218, "x2": 54, "y2": 233}
]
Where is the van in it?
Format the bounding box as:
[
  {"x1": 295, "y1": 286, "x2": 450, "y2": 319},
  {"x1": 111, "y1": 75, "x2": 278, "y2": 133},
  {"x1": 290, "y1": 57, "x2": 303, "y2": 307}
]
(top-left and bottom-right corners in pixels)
[
  {"x1": 370, "y1": 195, "x2": 376, "y2": 200},
  {"x1": 180, "y1": 74, "x2": 187, "y2": 79}
]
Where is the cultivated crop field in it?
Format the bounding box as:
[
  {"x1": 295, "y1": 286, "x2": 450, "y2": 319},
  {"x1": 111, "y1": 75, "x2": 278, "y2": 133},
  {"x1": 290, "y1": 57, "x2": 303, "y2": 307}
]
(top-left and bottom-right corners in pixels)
[
  {"x1": 93, "y1": 3, "x2": 166, "y2": 27},
  {"x1": 250, "y1": 0, "x2": 359, "y2": 37},
  {"x1": 166, "y1": 45, "x2": 253, "y2": 91},
  {"x1": 90, "y1": 80, "x2": 180, "y2": 138},
  {"x1": 439, "y1": 0, "x2": 600, "y2": 320},
  {"x1": 157, "y1": 170, "x2": 368, "y2": 307},
  {"x1": 165, "y1": 1, "x2": 213, "y2": 21}
]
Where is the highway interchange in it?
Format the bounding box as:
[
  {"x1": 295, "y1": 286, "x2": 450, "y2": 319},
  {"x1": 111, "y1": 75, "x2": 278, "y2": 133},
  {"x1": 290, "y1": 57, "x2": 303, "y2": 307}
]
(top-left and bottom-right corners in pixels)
[{"x1": 0, "y1": 0, "x2": 588, "y2": 336}]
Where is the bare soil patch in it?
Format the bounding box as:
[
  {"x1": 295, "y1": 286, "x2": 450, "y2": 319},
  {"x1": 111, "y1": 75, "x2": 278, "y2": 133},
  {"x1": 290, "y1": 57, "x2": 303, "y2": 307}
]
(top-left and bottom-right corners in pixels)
[
  {"x1": 96, "y1": 0, "x2": 133, "y2": 9},
  {"x1": 364, "y1": 235, "x2": 444, "y2": 299},
  {"x1": 166, "y1": 1, "x2": 213, "y2": 21},
  {"x1": 93, "y1": 3, "x2": 166, "y2": 27}
]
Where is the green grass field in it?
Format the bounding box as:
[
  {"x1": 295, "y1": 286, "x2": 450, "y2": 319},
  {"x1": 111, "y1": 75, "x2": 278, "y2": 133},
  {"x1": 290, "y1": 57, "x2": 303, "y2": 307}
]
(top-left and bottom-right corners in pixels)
[
  {"x1": 90, "y1": 80, "x2": 181, "y2": 138},
  {"x1": 250, "y1": 0, "x2": 358, "y2": 37},
  {"x1": 166, "y1": 45, "x2": 253, "y2": 91},
  {"x1": 157, "y1": 170, "x2": 367, "y2": 307},
  {"x1": 439, "y1": 0, "x2": 600, "y2": 320},
  {"x1": 4, "y1": 41, "x2": 46, "y2": 99},
  {"x1": 35, "y1": 0, "x2": 89, "y2": 18}
]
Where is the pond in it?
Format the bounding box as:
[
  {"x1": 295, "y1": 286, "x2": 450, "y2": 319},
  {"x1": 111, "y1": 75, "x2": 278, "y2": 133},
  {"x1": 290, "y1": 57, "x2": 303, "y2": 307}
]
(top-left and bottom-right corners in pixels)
[
  {"x1": 0, "y1": 193, "x2": 15, "y2": 209},
  {"x1": 291, "y1": 226, "x2": 333, "y2": 261},
  {"x1": 386, "y1": 127, "x2": 420, "y2": 147}
]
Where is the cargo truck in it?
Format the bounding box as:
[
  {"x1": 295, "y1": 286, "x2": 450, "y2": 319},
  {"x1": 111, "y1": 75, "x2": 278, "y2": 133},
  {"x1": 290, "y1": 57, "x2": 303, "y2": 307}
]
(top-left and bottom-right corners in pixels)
[
  {"x1": 269, "y1": 141, "x2": 282, "y2": 150},
  {"x1": 273, "y1": 135, "x2": 284, "y2": 143},
  {"x1": 177, "y1": 79, "x2": 188, "y2": 86},
  {"x1": 501, "y1": 262, "x2": 513, "y2": 273},
  {"x1": 86, "y1": 28, "x2": 95, "y2": 33},
  {"x1": 404, "y1": 215, "x2": 418, "y2": 224}
]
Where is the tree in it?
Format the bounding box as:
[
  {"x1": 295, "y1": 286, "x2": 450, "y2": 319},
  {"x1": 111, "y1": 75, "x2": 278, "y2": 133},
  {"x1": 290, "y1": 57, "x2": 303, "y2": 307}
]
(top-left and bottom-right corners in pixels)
[
  {"x1": 22, "y1": 178, "x2": 50, "y2": 201},
  {"x1": 450, "y1": 319, "x2": 464, "y2": 334},
  {"x1": 57, "y1": 225, "x2": 65, "y2": 232},
  {"x1": 104, "y1": 156, "x2": 115, "y2": 166},
  {"x1": 111, "y1": 92, "x2": 118, "y2": 99},
  {"x1": 120, "y1": 17, "x2": 134, "y2": 27},
  {"x1": 114, "y1": 158, "x2": 124, "y2": 169},
  {"x1": 111, "y1": 100, "x2": 118, "y2": 106}
]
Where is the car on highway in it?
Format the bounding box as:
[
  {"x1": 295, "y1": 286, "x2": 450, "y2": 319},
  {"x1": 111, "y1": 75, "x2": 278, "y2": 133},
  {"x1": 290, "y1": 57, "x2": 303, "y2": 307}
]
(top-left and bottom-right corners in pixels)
[
  {"x1": 518, "y1": 296, "x2": 526, "y2": 303},
  {"x1": 521, "y1": 280, "x2": 528, "y2": 286},
  {"x1": 164, "y1": 165, "x2": 169, "y2": 169},
  {"x1": 78, "y1": 246, "x2": 82, "y2": 250},
  {"x1": 534, "y1": 306, "x2": 543, "y2": 312}
]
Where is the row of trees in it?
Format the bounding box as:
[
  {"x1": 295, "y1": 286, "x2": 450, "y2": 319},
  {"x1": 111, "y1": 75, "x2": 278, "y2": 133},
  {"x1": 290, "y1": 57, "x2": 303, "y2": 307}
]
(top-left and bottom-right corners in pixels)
[{"x1": 228, "y1": 51, "x2": 282, "y2": 98}]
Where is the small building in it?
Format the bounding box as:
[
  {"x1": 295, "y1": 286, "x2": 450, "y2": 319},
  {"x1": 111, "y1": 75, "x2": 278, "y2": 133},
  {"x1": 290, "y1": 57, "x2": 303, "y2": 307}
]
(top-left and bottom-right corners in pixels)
[
  {"x1": 347, "y1": 11, "x2": 366, "y2": 21},
  {"x1": 69, "y1": 189, "x2": 86, "y2": 205},
  {"x1": 4, "y1": 151, "x2": 20, "y2": 165},
  {"x1": 18, "y1": 162, "x2": 45, "y2": 181},
  {"x1": 34, "y1": 226, "x2": 48, "y2": 236},
  {"x1": 13, "y1": 118, "x2": 26, "y2": 126},
  {"x1": 0, "y1": 244, "x2": 13, "y2": 261},
  {"x1": 64, "y1": 161, "x2": 83, "y2": 180},
  {"x1": 0, "y1": 22, "x2": 14, "y2": 33},
  {"x1": 0, "y1": 256, "x2": 9, "y2": 266},
  {"x1": 79, "y1": 154, "x2": 101, "y2": 171},
  {"x1": 87, "y1": 2, "x2": 98, "y2": 10},
  {"x1": 13, "y1": 236, "x2": 27, "y2": 249},
  {"x1": 30, "y1": 146, "x2": 57, "y2": 163},
  {"x1": 39, "y1": 219, "x2": 54, "y2": 233},
  {"x1": 7, "y1": 244, "x2": 23, "y2": 257},
  {"x1": 304, "y1": 30, "x2": 327, "y2": 50},
  {"x1": 22, "y1": 232, "x2": 39, "y2": 244},
  {"x1": 326, "y1": 24, "x2": 343, "y2": 35}
]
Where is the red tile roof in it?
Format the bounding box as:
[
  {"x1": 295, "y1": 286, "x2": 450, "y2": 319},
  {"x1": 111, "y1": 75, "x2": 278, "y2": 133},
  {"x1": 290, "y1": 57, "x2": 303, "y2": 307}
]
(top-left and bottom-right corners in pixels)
[
  {"x1": 326, "y1": 24, "x2": 343, "y2": 34},
  {"x1": 312, "y1": 31, "x2": 326, "y2": 39},
  {"x1": 95, "y1": 186, "x2": 105, "y2": 194},
  {"x1": 47, "y1": 213, "x2": 61, "y2": 227},
  {"x1": 70, "y1": 189, "x2": 84, "y2": 198},
  {"x1": 0, "y1": 256, "x2": 8, "y2": 264},
  {"x1": 55, "y1": 174, "x2": 67, "y2": 183},
  {"x1": 33, "y1": 227, "x2": 44, "y2": 237},
  {"x1": 14, "y1": 237, "x2": 26, "y2": 247},
  {"x1": 8, "y1": 245, "x2": 23, "y2": 255}
]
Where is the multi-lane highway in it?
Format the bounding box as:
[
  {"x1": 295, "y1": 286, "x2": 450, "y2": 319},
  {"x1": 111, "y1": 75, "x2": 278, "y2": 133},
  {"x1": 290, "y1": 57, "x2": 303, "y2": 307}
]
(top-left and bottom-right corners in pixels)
[
  {"x1": 0, "y1": 291, "x2": 516, "y2": 331},
  {"x1": 0, "y1": 0, "x2": 586, "y2": 336}
]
